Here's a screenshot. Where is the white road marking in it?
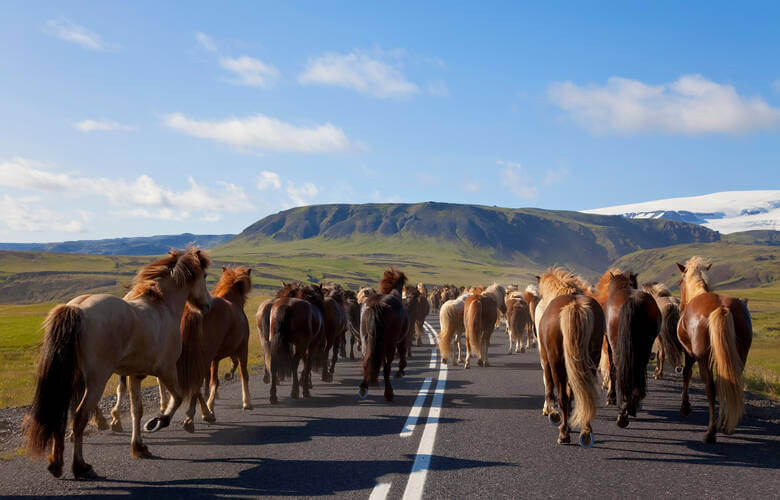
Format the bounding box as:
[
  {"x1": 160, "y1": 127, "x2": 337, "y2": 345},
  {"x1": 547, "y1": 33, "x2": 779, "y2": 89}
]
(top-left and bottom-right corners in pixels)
[
  {"x1": 369, "y1": 480, "x2": 392, "y2": 500},
  {"x1": 400, "y1": 376, "x2": 433, "y2": 437},
  {"x1": 401, "y1": 350, "x2": 448, "y2": 500}
]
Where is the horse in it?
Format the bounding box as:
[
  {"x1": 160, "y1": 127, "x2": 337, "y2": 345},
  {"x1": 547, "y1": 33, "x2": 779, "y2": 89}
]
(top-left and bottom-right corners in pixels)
[
  {"x1": 484, "y1": 283, "x2": 507, "y2": 327},
  {"x1": 600, "y1": 270, "x2": 661, "y2": 428},
  {"x1": 320, "y1": 286, "x2": 348, "y2": 382},
  {"x1": 535, "y1": 267, "x2": 604, "y2": 447},
  {"x1": 437, "y1": 291, "x2": 472, "y2": 365},
  {"x1": 522, "y1": 284, "x2": 540, "y2": 345},
  {"x1": 359, "y1": 268, "x2": 409, "y2": 402},
  {"x1": 256, "y1": 297, "x2": 275, "y2": 385},
  {"x1": 267, "y1": 283, "x2": 324, "y2": 403},
  {"x1": 416, "y1": 284, "x2": 431, "y2": 342},
  {"x1": 403, "y1": 286, "x2": 421, "y2": 356},
  {"x1": 464, "y1": 287, "x2": 499, "y2": 368},
  {"x1": 24, "y1": 248, "x2": 211, "y2": 479},
  {"x1": 357, "y1": 287, "x2": 376, "y2": 304},
  {"x1": 676, "y1": 256, "x2": 752, "y2": 443},
  {"x1": 341, "y1": 289, "x2": 362, "y2": 359},
  {"x1": 505, "y1": 292, "x2": 534, "y2": 353},
  {"x1": 641, "y1": 282, "x2": 683, "y2": 379},
  {"x1": 429, "y1": 286, "x2": 442, "y2": 313}
]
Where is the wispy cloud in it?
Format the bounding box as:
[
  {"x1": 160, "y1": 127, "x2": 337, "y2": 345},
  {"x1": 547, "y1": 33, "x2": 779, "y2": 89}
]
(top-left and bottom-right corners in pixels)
[
  {"x1": 163, "y1": 112, "x2": 359, "y2": 154},
  {"x1": 299, "y1": 49, "x2": 420, "y2": 99},
  {"x1": 426, "y1": 80, "x2": 450, "y2": 98},
  {"x1": 286, "y1": 181, "x2": 318, "y2": 206},
  {"x1": 44, "y1": 18, "x2": 113, "y2": 51},
  {"x1": 463, "y1": 180, "x2": 481, "y2": 192},
  {"x1": 543, "y1": 167, "x2": 569, "y2": 186},
  {"x1": 74, "y1": 119, "x2": 133, "y2": 133},
  {"x1": 549, "y1": 74, "x2": 780, "y2": 135},
  {"x1": 254, "y1": 170, "x2": 318, "y2": 207},
  {"x1": 195, "y1": 32, "x2": 217, "y2": 52},
  {"x1": 219, "y1": 56, "x2": 279, "y2": 88},
  {"x1": 0, "y1": 194, "x2": 86, "y2": 233},
  {"x1": 497, "y1": 160, "x2": 537, "y2": 199},
  {"x1": 257, "y1": 171, "x2": 282, "y2": 190}
]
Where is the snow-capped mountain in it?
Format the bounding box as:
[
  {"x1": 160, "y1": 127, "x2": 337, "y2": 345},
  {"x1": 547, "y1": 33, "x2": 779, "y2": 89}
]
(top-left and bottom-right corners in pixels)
[{"x1": 584, "y1": 190, "x2": 780, "y2": 234}]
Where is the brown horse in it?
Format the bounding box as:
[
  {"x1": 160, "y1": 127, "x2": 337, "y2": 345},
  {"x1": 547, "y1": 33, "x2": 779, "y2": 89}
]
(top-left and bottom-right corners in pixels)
[
  {"x1": 676, "y1": 256, "x2": 752, "y2": 443},
  {"x1": 267, "y1": 284, "x2": 324, "y2": 403},
  {"x1": 642, "y1": 282, "x2": 683, "y2": 380},
  {"x1": 601, "y1": 271, "x2": 661, "y2": 428},
  {"x1": 429, "y1": 286, "x2": 442, "y2": 313},
  {"x1": 320, "y1": 287, "x2": 348, "y2": 382},
  {"x1": 522, "y1": 284, "x2": 540, "y2": 345},
  {"x1": 24, "y1": 248, "x2": 211, "y2": 479},
  {"x1": 416, "y1": 284, "x2": 431, "y2": 343},
  {"x1": 359, "y1": 268, "x2": 409, "y2": 402},
  {"x1": 536, "y1": 268, "x2": 604, "y2": 447},
  {"x1": 403, "y1": 286, "x2": 421, "y2": 357},
  {"x1": 339, "y1": 289, "x2": 361, "y2": 359},
  {"x1": 437, "y1": 291, "x2": 471, "y2": 365},
  {"x1": 505, "y1": 292, "x2": 534, "y2": 353},
  {"x1": 463, "y1": 288, "x2": 498, "y2": 368}
]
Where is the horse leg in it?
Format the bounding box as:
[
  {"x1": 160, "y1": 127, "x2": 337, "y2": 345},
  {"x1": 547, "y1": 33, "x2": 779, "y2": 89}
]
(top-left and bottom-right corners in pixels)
[
  {"x1": 606, "y1": 344, "x2": 617, "y2": 406},
  {"x1": 339, "y1": 330, "x2": 347, "y2": 358},
  {"x1": 542, "y1": 362, "x2": 559, "y2": 423},
  {"x1": 109, "y1": 375, "x2": 127, "y2": 432},
  {"x1": 653, "y1": 338, "x2": 664, "y2": 380},
  {"x1": 182, "y1": 389, "x2": 197, "y2": 433},
  {"x1": 197, "y1": 389, "x2": 216, "y2": 422},
  {"x1": 455, "y1": 333, "x2": 463, "y2": 365},
  {"x1": 238, "y1": 347, "x2": 253, "y2": 410},
  {"x1": 383, "y1": 356, "x2": 394, "y2": 402},
  {"x1": 270, "y1": 372, "x2": 279, "y2": 404},
  {"x1": 396, "y1": 339, "x2": 408, "y2": 378},
  {"x1": 71, "y1": 373, "x2": 109, "y2": 479},
  {"x1": 157, "y1": 377, "x2": 169, "y2": 413},
  {"x1": 206, "y1": 359, "x2": 219, "y2": 412},
  {"x1": 506, "y1": 330, "x2": 513, "y2": 354},
  {"x1": 349, "y1": 334, "x2": 356, "y2": 360},
  {"x1": 290, "y1": 354, "x2": 301, "y2": 399},
  {"x1": 144, "y1": 368, "x2": 184, "y2": 433},
  {"x1": 700, "y1": 362, "x2": 718, "y2": 443},
  {"x1": 224, "y1": 356, "x2": 238, "y2": 381},
  {"x1": 128, "y1": 375, "x2": 152, "y2": 459},
  {"x1": 482, "y1": 334, "x2": 490, "y2": 367},
  {"x1": 464, "y1": 335, "x2": 472, "y2": 369},
  {"x1": 302, "y1": 354, "x2": 313, "y2": 398},
  {"x1": 680, "y1": 352, "x2": 695, "y2": 417},
  {"x1": 556, "y1": 376, "x2": 571, "y2": 444}
]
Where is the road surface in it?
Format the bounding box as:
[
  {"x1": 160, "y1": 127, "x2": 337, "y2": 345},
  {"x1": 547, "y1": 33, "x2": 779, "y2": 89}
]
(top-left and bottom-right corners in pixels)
[{"x1": 1, "y1": 313, "x2": 778, "y2": 498}]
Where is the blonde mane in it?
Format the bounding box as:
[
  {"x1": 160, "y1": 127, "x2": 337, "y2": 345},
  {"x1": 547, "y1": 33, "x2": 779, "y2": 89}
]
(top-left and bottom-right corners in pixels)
[
  {"x1": 213, "y1": 266, "x2": 252, "y2": 300},
  {"x1": 525, "y1": 284, "x2": 538, "y2": 295},
  {"x1": 642, "y1": 281, "x2": 672, "y2": 298},
  {"x1": 680, "y1": 256, "x2": 712, "y2": 306},
  {"x1": 538, "y1": 267, "x2": 586, "y2": 300},
  {"x1": 126, "y1": 247, "x2": 210, "y2": 301},
  {"x1": 593, "y1": 268, "x2": 623, "y2": 305}
]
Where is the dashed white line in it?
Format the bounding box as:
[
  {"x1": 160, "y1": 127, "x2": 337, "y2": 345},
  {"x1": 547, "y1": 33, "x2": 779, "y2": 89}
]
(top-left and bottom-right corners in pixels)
[{"x1": 369, "y1": 480, "x2": 392, "y2": 500}]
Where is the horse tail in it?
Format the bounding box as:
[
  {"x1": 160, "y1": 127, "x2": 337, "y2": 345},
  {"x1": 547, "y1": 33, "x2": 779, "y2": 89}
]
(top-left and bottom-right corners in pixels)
[
  {"x1": 708, "y1": 306, "x2": 745, "y2": 434},
  {"x1": 598, "y1": 336, "x2": 611, "y2": 390},
  {"x1": 24, "y1": 305, "x2": 83, "y2": 459},
  {"x1": 269, "y1": 306, "x2": 293, "y2": 381},
  {"x1": 437, "y1": 304, "x2": 453, "y2": 361},
  {"x1": 560, "y1": 298, "x2": 599, "y2": 430},
  {"x1": 615, "y1": 300, "x2": 639, "y2": 404},
  {"x1": 361, "y1": 303, "x2": 384, "y2": 385},
  {"x1": 465, "y1": 298, "x2": 482, "y2": 357},
  {"x1": 178, "y1": 305, "x2": 207, "y2": 397},
  {"x1": 659, "y1": 303, "x2": 682, "y2": 371}
]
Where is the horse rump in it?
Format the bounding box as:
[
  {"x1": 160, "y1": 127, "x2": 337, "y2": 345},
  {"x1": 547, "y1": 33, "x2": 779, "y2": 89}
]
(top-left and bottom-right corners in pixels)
[
  {"x1": 361, "y1": 301, "x2": 386, "y2": 385},
  {"x1": 24, "y1": 305, "x2": 83, "y2": 461},
  {"x1": 708, "y1": 306, "x2": 745, "y2": 434},
  {"x1": 178, "y1": 305, "x2": 208, "y2": 396},
  {"x1": 269, "y1": 306, "x2": 294, "y2": 381},
  {"x1": 658, "y1": 303, "x2": 682, "y2": 371},
  {"x1": 559, "y1": 298, "x2": 599, "y2": 430}
]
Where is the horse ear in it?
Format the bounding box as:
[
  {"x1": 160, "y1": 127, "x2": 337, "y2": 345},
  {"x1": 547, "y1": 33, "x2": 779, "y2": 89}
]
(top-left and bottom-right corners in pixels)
[
  {"x1": 609, "y1": 272, "x2": 615, "y2": 278},
  {"x1": 247, "y1": 268, "x2": 252, "y2": 275},
  {"x1": 676, "y1": 263, "x2": 686, "y2": 273},
  {"x1": 222, "y1": 265, "x2": 227, "y2": 272},
  {"x1": 705, "y1": 263, "x2": 712, "y2": 271},
  {"x1": 535, "y1": 275, "x2": 540, "y2": 282}
]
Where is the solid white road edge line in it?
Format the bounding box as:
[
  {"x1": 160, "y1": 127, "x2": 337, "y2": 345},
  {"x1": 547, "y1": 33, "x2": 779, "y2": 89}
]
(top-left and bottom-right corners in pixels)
[
  {"x1": 400, "y1": 376, "x2": 433, "y2": 438},
  {"x1": 401, "y1": 353, "x2": 448, "y2": 500},
  {"x1": 368, "y1": 480, "x2": 392, "y2": 500}
]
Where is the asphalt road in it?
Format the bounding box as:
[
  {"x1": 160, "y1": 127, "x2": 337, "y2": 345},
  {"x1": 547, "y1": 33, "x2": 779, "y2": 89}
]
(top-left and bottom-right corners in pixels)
[{"x1": 2, "y1": 313, "x2": 778, "y2": 498}]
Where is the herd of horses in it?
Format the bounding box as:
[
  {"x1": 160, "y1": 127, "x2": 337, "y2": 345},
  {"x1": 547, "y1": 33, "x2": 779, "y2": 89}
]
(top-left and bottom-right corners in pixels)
[{"x1": 22, "y1": 247, "x2": 753, "y2": 479}]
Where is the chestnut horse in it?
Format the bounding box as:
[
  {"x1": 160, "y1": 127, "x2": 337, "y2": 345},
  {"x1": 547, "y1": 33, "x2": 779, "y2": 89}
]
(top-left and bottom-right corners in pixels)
[
  {"x1": 522, "y1": 284, "x2": 540, "y2": 344},
  {"x1": 437, "y1": 291, "x2": 472, "y2": 365},
  {"x1": 602, "y1": 271, "x2": 661, "y2": 428},
  {"x1": 267, "y1": 284, "x2": 324, "y2": 403},
  {"x1": 676, "y1": 256, "x2": 752, "y2": 443},
  {"x1": 403, "y1": 286, "x2": 421, "y2": 357},
  {"x1": 642, "y1": 282, "x2": 683, "y2": 379},
  {"x1": 463, "y1": 287, "x2": 499, "y2": 368},
  {"x1": 359, "y1": 268, "x2": 409, "y2": 402},
  {"x1": 536, "y1": 268, "x2": 603, "y2": 447},
  {"x1": 505, "y1": 292, "x2": 534, "y2": 353},
  {"x1": 24, "y1": 248, "x2": 211, "y2": 479}
]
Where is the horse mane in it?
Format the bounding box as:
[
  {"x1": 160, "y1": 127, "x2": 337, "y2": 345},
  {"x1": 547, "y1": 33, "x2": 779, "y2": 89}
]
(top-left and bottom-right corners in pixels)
[
  {"x1": 594, "y1": 268, "x2": 623, "y2": 304},
  {"x1": 379, "y1": 267, "x2": 407, "y2": 294},
  {"x1": 403, "y1": 285, "x2": 420, "y2": 299},
  {"x1": 525, "y1": 284, "x2": 538, "y2": 295},
  {"x1": 608, "y1": 270, "x2": 635, "y2": 293},
  {"x1": 126, "y1": 247, "x2": 210, "y2": 301},
  {"x1": 507, "y1": 290, "x2": 525, "y2": 300},
  {"x1": 641, "y1": 281, "x2": 672, "y2": 298},
  {"x1": 538, "y1": 267, "x2": 585, "y2": 299},
  {"x1": 357, "y1": 287, "x2": 375, "y2": 304},
  {"x1": 276, "y1": 282, "x2": 325, "y2": 311},
  {"x1": 472, "y1": 286, "x2": 484, "y2": 296},
  {"x1": 213, "y1": 266, "x2": 252, "y2": 300},
  {"x1": 680, "y1": 255, "x2": 712, "y2": 302}
]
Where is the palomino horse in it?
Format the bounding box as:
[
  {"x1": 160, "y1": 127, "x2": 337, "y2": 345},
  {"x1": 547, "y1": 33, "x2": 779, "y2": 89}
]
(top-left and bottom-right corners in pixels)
[
  {"x1": 676, "y1": 256, "x2": 752, "y2": 443},
  {"x1": 537, "y1": 267, "x2": 604, "y2": 447},
  {"x1": 437, "y1": 291, "x2": 472, "y2": 365},
  {"x1": 267, "y1": 284, "x2": 324, "y2": 403},
  {"x1": 505, "y1": 291, "x2": 534, "y2": 353},
  {"x1": 359, "y1": 268, "x2": 409, "y2": 402},
  {"x1": 463, "y1": 287, "x2": 500, "y2": 368},
  {"x1": 24, "y1": 248, "x2": 211, "y2": 479},
  {"x1": 642, "y1": 282, "x2": 683, "y2": 379},
  {"x1": 600, "y1": 271, "x2": 660, "y2": 428}
]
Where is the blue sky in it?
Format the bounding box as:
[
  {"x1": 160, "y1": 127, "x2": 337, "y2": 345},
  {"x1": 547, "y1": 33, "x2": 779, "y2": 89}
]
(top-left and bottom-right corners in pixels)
[{"x1": 1, "y1": 1, "x2": 779, "y2": 242}]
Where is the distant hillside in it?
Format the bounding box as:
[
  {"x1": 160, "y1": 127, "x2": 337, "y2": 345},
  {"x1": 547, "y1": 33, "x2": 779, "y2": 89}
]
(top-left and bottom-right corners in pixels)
[
  {"x1": 225, "y1": 202, "x2": 718, "y2": 275},
  {"x1": 0, "y1": 233, "x2": 235, "y2": 256}
]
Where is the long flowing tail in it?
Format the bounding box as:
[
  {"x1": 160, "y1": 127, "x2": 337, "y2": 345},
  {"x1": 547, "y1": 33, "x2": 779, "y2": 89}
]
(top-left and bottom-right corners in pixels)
[
  {"x1": 178, "y1": 305, "x2": 207, "y2": 397},
  {"x1": 708, "y1": 307, "x2": 745, "y2": 434},
  {"x1": 361, "y1": 303, "x2": 384, "y2": 385},
  {"x1": 269, "y1": 306, "x2": 293, "y2": 381},
  {"x1": 658, "y1": 303, "x2": 682, "y2": 370},
  {"x1": 560, "y1": 298, "x2": 599, "y2": 429},
  {"x1": 465, "y1": 298, "x2": 482, "y2": 357},
  {"x1": 437, "y1": 304, "x2": 454, "y2": 361},
  {"x1": 615, "y1": 301, "x2": 641, "y2": 404},
  {"x1": 598, "y1": 336, "x2": 611, "y2": 389},
  {"x1": 24, "y1": 305, "x2": 83, "y2": 458}
]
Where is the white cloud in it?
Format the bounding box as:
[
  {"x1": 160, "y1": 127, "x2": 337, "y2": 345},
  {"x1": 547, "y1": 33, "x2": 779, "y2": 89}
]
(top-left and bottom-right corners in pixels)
[
  {"x1": 163, "y1": 112, "x2": 357, "y2": 154},
  {"x1": 498, "y1": 160, "x2": 537, "y2": 200},
  {"x1": 219, "y1": 56, "x2": 279, "y2": 88},
  {"x1": 75, "y1": 119, "x2": 133, "y2": 133},
  {"x1": 257, "y1": 171, "x2": 282, "y2": 190},
  {"x1": 543, "y1": 167, "x2": 569, "y2": 186},
  {"x1": 286, "y1": 181, "x2": 318, "y2": 206},
  {"x1": 549, "y1": 74, "x2": 780, "y2": 135},
  {"x1": 0, "y1": 194, "x2": 85, "y2": 233},
  {"x1": 299, "y1": 49, "x2": 420, "y2": 99},
  {"x1": 195, "y1": 32, "x2": 217, "y2": 52},
  {"x1": 463, "y1": 180, "x2": 480, "y2": 192},
  {"x1": 44, "y1": 18, "x2": 112, "y2": 51},
  {"x1": 427, "y1": 80, "x2": 450, "y2": 98}
]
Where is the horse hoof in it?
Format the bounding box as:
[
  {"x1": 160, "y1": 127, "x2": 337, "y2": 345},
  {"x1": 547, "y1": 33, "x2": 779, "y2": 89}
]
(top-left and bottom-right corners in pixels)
[
  {"x1": 680, "y1": 402, "x2": 692, "y2": 417},
  {"x1": 263, "y1": 374, "x2": 270, "y2": 384},
  {"x1": 203, "y1": 413, "x2": 216, "y2": 423},
  {"x1": 144, "y1": 418, "x2": 162, "y2": 433},
  {"x1": 131, "y1": 442, "x2": 153, "y2": 459},
  {"x1": 183, "y1": 420, "x2": 195, "y2": 434},
  {"x1": 384, "y1": 391, "x2": 394, "y2": 402},
  {"x1": 358, "y1": 387, "x2": 368, "y2": 399},
  {"x1": 269, "y1": 396, "x2": 279, "y2": 404},
  {"x1": 579, "y1": 432, "x2": 594, "y2": 449},
  {"x1": 606, "y1": 398, "x2": 616, "y2": 406},
  {"x1": 47, "y1": 461, "x2": 63, "y2": 478},
  {"x1": 548, "y1": 412, "x2": 561, "y2": 425},
  {"x1": 557, "y1": 434, "x2": 571, "y2": 444},
  {"x1": 302, "y1": 390, "x2": 311, "y2": 398},
  {"x1": 675, "y1": 365, "x2": 684, "y2": 375},
  {"x1": 243, "y1": 403, "x2": 253, "y2": 411},
  {"x1": 224, "y1": 372, "x2": 233, "y2": 381},
  {"x1": 703, "y1": 433, "x2": 717, "y2": 444},
  {"x1": 617, "y1": 413, "x2": 629, "y2": 428},
  {"x1": 110, "y1": 420, "x2": 123, "y2": 433},
  {"x1": 520, "y1": 347, "x2": 526, "y2": 353},
  {"x1": 73, "y1": 463, "x2": 96, "y2": 480}
]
